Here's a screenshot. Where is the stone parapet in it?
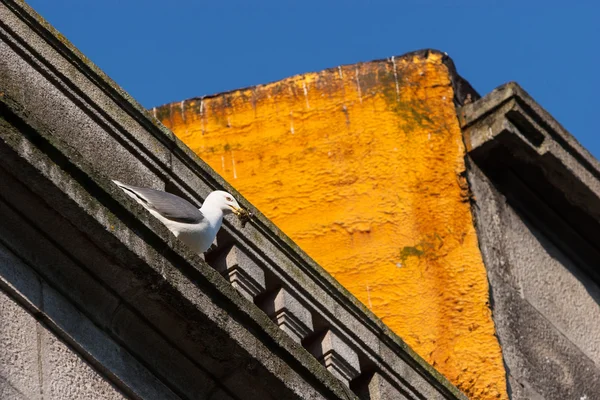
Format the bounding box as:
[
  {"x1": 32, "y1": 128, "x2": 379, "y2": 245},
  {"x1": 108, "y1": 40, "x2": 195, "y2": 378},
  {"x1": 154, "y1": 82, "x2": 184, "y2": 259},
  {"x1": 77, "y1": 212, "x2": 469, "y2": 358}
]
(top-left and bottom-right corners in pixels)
[{"x1": 0, "y1": 1, "x2": 465, "y2": 399}]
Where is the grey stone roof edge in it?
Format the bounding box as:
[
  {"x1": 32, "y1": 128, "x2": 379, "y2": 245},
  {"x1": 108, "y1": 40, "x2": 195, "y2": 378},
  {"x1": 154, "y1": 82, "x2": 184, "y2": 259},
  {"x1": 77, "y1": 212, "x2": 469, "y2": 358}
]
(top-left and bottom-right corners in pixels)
[
  {"x1": 6, "y1": 0, "x2": 173, "y2": 139},
  {"x1": 5, "y1": 0, "x2": 355, "y2": 303},
  {"x1": 459, "y1": 81, "x2": 600, "y2": 284},
  {"x1": 461, "y1": 95, "x2": 600, "y2": 400},
  {"x1": 459, "y1": 81, "x2": 600, "y2": 180},
  {"x1": 1, "y1": 0, "x2": 466, "y2": 398}
]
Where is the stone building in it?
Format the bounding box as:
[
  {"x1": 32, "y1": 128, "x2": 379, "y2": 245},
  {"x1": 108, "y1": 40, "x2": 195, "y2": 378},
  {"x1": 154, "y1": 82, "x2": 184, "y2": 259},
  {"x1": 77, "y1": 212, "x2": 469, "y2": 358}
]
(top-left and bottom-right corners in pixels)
[{"x1": 1, "y1": 1, "x2": 599, "y2": 399}]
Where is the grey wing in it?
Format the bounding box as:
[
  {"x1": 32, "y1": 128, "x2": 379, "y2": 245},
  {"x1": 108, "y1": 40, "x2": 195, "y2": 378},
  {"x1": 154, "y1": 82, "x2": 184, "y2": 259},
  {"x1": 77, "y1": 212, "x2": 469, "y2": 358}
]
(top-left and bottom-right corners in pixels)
[{"x1": 116, "y1": 182, "x2": 204, "y2": 224}]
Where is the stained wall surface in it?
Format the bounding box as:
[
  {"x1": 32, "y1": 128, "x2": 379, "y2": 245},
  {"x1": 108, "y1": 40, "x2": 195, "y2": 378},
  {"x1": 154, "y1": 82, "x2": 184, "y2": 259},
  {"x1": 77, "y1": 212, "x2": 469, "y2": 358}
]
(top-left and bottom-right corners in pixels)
[
  {"x1": 467, "y1": 164, "x2": 600, "y2": 399},
  {"x1": 0, "y1": 286, "x2": 128, "y2": 400},
  {"x1": 157, "y1": 51, "x2": 508, "y2": 399}
]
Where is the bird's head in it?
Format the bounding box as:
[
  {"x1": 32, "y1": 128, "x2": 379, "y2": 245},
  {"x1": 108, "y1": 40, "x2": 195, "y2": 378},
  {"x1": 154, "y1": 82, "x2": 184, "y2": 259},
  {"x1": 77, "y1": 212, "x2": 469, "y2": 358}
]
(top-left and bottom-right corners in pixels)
[{"x1": 206, "y1": 190, "x2": 243, "y2": 216}]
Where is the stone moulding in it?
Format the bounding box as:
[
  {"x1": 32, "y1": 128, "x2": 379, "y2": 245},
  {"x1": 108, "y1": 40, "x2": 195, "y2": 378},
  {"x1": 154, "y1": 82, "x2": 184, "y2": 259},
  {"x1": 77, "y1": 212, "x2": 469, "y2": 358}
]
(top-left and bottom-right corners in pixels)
[
  {"x1": 460, "y1": 82, "x2": 600, "y2": 284},
  {"x1": 0, "y1": 0, "x2": 467, "y2": 398}
]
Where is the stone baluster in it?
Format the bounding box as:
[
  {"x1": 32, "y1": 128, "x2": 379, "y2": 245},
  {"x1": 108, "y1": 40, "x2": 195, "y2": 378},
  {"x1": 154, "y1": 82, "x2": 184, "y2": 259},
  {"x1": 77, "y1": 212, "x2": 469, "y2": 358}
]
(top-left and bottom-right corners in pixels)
[
  {"x1": 306, "y1": 329, "x2": 360, "y2": 387},
  {"x1": 212, "y1": 245, "x2": 266, "y2": 301},
  {"x1": 261, "y1": 287, "x2": 314, "y2": 344}
]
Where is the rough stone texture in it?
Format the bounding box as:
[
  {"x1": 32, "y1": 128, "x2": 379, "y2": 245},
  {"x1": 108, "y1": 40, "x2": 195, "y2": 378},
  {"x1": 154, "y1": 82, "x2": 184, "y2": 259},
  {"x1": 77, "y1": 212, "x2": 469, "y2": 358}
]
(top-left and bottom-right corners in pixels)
[
  {"x1": 0, "y1": 281, "x2": 41, "y2": 400},
  {"x1": 40, "y1": 328, "x2": 129, "y2": 400},
  {"x1": 510, "y1": 211, "x2": 600, "y2": 363},
  {"x1": 0, "y1": 379, "x2": 29, "y2": 400},
  {"x1": 0, "y1": 288, "x2": 129, "y2": 400},
  {"x1": 462, "y1": 82, "x2": 600, "y2": 399},
  {"x1": 0, "y1": 1, "x2": 467, "y2": 399}
]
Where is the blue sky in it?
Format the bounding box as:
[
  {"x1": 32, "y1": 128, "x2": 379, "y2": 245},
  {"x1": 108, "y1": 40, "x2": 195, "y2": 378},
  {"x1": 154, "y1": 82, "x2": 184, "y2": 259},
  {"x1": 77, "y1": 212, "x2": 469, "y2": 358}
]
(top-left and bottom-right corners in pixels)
[{"x1": 27, "y1": 1, "x2": 600, "y2": 158}]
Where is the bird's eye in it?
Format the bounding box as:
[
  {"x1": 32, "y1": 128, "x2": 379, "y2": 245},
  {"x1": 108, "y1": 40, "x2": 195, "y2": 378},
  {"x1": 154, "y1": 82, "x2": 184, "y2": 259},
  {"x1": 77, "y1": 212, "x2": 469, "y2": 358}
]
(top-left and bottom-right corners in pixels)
[{"x1": 226, "y1": 196, "x2": 233, "y2": 202}]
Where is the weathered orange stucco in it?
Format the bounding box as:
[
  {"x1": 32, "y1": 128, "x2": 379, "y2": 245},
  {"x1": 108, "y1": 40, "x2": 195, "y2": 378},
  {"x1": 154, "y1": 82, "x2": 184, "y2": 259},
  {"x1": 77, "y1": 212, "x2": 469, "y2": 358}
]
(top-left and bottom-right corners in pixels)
[{"x1": 156, "y1": 51, "x2": 507, "y2": 399}]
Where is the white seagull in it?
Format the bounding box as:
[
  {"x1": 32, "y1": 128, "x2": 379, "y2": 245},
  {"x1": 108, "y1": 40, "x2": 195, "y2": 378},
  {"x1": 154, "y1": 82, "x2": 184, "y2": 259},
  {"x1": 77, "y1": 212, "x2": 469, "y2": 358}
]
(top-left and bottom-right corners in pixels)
[{"x1": 113, "y1": 180, "x2": 244, "y2": 254}]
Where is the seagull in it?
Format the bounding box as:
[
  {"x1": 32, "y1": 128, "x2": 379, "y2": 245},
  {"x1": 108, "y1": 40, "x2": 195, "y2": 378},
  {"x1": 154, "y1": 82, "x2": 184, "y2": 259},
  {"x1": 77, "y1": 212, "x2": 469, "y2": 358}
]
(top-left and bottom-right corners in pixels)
[{"x1": 113, "y1": 180, "x2": 244, "y2": 254}]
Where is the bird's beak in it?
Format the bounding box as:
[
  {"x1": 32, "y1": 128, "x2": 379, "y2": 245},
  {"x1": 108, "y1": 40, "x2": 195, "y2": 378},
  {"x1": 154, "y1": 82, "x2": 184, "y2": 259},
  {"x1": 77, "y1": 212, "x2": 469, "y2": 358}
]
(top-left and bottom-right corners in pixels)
[
  {"x1": 232, "y1": 206, "x2": 252, "y2": 228},
  {"x1": 230, "y1": 205, "x2": 243, "y2": 216}
]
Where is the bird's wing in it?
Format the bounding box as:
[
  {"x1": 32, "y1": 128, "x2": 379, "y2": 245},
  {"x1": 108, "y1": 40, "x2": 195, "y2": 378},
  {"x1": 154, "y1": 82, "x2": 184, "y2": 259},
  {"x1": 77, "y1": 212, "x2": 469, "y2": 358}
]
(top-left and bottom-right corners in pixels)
[{"x1": 114, "y1": 181, "x2": 204, "y2": 224}]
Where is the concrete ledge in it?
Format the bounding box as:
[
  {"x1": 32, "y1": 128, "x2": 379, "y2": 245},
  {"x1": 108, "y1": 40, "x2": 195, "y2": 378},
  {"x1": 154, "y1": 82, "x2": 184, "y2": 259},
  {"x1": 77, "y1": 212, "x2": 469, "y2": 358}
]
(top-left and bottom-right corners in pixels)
[{"x1": 0, "y1": 1, "x2": 466, "y2": 398}]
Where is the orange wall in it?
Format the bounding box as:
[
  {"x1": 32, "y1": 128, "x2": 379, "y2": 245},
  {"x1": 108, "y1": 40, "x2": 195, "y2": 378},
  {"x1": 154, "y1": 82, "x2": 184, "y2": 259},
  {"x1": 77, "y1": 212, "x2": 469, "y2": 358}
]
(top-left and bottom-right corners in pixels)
[{"x1": 157, "y1": 51, "x2": 507, "y2": 399}]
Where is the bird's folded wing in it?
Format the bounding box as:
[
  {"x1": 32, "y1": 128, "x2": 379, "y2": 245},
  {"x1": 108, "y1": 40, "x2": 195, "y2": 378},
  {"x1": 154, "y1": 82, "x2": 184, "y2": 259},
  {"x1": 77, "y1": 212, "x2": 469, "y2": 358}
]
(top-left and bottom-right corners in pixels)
[{"x1": 114, "y1": 181, "x2": 204, "y2": 224}]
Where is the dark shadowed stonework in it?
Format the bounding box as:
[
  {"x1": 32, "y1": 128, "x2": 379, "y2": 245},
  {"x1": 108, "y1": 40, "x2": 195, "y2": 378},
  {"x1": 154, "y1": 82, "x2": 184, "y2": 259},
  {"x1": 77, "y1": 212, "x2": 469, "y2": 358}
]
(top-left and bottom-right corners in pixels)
[
  {"x1": 0, "y1": 1, "x2": 465, "y2": 399},
  {"x1": 460, "y1": 83, "x2": 600, "y2": 399}
]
